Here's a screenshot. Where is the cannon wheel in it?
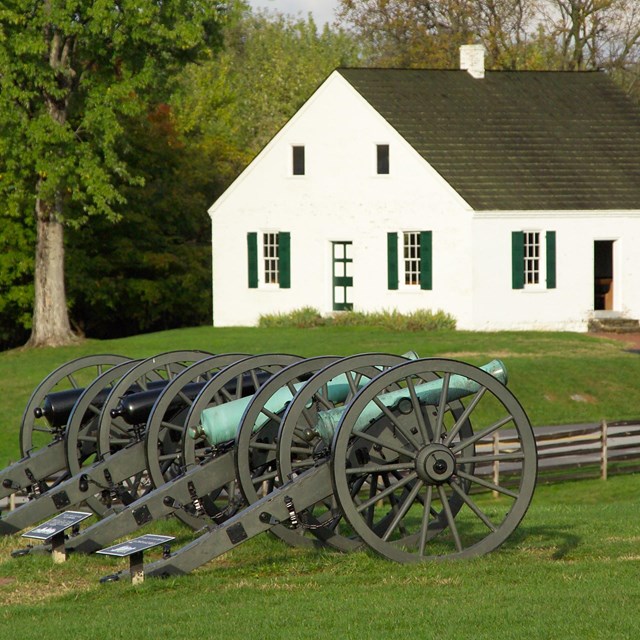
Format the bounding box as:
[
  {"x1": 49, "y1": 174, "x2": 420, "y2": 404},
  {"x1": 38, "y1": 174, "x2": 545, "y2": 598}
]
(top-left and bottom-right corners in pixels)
[
  {"x1": 174, "y1": 354, "x2": 303, "y2": 526},
  {"x1": 63, "y1": 360, "x2": 143, "y2": 515},
  {"x1": 330, "y1": 358, "x2": 538, "y2": 562},
  {"x1": 275, "y1": 353, "x2": 411, "y2": 552},
  {"x1": 234, "y1": 355, "x2": 342, "y2": 548},
  {"x1": 144, "y1": 353, "x2": 250, "y2": 529},
  {"x1": 94, "y1": 351, "x2": 213, "y2": 505},
  {"x1": 19, "y1": 355, "x2": 131, "y2": 458}
]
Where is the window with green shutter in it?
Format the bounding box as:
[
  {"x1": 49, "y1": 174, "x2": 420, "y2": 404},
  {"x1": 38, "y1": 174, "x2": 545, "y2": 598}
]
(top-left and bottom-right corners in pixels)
[
  {"x1": 512, "y1": 229, "x2": 556, "y2": 290},
  {"x1": 389, "y1": 231, "x2": 433, "y2": 290}
]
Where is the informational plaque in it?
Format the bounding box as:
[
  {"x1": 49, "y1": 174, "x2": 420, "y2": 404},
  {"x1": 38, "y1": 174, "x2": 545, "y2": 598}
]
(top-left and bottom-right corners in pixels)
[
  {"x1": 97, "y1": 534, "x2": 175, "y2": 585},
  {"x1": 22, "y1": 511, "x2": 92, "y2": 541},
  {"x1": 97, "y1": 534, "x2": 175, "y2": 557}
]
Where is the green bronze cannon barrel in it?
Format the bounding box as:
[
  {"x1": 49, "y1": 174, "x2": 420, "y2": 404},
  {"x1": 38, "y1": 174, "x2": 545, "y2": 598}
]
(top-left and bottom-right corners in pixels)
[{"x1": 194, "y1": 358, "x2": 505, "y2": 447}]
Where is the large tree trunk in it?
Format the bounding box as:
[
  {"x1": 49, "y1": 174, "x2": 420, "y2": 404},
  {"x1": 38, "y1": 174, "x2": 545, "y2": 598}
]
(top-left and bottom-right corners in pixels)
[{"x1": 26, "y1": 192, "x2": 77, "y2": 347}]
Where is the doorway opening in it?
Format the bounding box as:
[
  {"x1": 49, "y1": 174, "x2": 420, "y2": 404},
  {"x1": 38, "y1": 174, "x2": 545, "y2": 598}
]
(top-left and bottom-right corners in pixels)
[{"x1": 594, "y1": 240, "x2": 614, "y2": 311}]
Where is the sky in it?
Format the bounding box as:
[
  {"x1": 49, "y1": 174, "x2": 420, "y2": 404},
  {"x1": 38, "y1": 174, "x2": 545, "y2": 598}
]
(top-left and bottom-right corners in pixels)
[{"x1": 247, "y1": 0, "x2": 341, "y2": 26}]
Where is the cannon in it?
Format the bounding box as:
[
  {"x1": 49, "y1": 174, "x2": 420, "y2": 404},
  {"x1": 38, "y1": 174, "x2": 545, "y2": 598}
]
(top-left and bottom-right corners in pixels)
[
  {"x1": 0, "y1": 350, "x2": 218, "y2": 535},
  {"x1": 98, "y1": 355, "x2": 536, "y2": 580},
  {"x1": 0, "y1": 355, "x2": 132, "y2": 502}
]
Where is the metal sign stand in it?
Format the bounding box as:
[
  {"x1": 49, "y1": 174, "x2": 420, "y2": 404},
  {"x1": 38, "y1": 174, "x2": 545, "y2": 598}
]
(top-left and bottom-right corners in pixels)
[
  {"x1": 21, "y1": 511, "x2": 92, "y2": 563},
  {"x1": 97, "y1": 534, "x2": 175, "y2": 585}
]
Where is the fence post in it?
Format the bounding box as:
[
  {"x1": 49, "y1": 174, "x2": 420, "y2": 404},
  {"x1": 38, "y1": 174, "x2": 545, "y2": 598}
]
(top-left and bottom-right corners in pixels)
[
  {"x1": 600, "y1": 419, "x2": 608, "y2": 481},
  {"x1": 492, "y1": 431, "x2": 500, "y2": 498}
]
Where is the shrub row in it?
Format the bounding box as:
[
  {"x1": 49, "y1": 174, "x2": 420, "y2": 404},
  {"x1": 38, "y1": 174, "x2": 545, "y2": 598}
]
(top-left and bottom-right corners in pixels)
[{"x1": 258, "y1": 307, "x2": 456, "y2": 331}]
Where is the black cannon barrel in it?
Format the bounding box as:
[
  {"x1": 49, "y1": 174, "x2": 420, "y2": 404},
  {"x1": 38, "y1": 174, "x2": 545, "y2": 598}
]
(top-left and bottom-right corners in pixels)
[
  {"x1": 33, "y1": 379, "x2": 170, "y2": 428},
  {"x1": 111, "y1": 370, "x2": 273, "y2": 425}
]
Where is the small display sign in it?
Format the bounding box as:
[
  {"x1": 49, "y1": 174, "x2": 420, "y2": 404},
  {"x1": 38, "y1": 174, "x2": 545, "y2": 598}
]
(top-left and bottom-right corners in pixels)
[
  {"x1": 97, "y1": 534, "x2": 175, "y2": 558},
  {"x1": 22, "y1": 511, "x2": 92, "y2": 541}
]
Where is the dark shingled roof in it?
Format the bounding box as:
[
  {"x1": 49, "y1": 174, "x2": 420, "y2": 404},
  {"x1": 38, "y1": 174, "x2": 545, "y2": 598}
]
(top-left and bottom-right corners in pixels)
[{"x1": 338, "y1": 68, "x2": 640, "y2": 210}]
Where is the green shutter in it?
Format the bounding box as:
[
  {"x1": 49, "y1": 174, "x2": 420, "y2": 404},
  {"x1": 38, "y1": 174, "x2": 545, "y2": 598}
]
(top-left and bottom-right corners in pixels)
[
  {"x1": 511, "y1": 231, "x2": 524, "y2": 289},
  {"x1": 247, "y1": 232, "x2": 258, "y2": 288},
  {"x1": 279, "y1": 232, "x2": 290, "y2": 289},
  {"x1": 419, "y1": 230, "x2": 432, "y2": 290},
  {"x1": 546, "y1": 231, "x2": 556, "y2": 289},
  {"x1": 387, "y1": 232, "x2": 398, "y2": 290}
]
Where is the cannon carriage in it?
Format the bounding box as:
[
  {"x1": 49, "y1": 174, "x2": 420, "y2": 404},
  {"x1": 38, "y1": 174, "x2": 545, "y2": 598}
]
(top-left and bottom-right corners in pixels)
[{"x1": 1, "y1": 350, "x2": 537, "y2": 577}]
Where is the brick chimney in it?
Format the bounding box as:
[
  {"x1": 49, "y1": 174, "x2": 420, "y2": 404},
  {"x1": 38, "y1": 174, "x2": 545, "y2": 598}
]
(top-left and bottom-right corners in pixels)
[{"x1": 460, "y1": 44, "x2": 485, "y2": 79}]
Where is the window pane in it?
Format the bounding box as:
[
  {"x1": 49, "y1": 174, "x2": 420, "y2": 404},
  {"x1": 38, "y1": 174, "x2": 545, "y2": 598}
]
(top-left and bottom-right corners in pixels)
[
  {"x1": 293, "y1": 145, "x2": 305, "y2": 175},
  {"x1": 523, "y1": 232, "x2": 540, "y2": 285},
  {"x1": 263, "y1": 233, "x2": 280, "y2": 284},
  {"x1": 403, "y1": 232, "x2": 420, "y2": 285},
  {"x1": 377, "y1": 144, "x2": 389, "y2": 174}
]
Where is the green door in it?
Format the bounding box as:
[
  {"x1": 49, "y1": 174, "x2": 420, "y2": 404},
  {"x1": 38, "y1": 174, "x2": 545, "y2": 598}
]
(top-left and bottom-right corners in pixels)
[{"x1": 332, "y1": 241, "x2": 353, "y2": 311}]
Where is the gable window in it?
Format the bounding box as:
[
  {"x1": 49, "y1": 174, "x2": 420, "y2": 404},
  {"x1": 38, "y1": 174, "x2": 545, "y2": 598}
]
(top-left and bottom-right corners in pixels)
[
  {"x1": 247, "y1": 231, "x2": 291, "y2": 289},
  {"x1": 292, "y1": 145, "x2": 305, "y2": 175},
  {"x1": 512, "y1": 230, "x2": 556, "y2": 290},
  {"x1": 377, "y1": 144, "x2": 390, "y2": 175},
  {"x1": 387, "y1": 231, "x2": 432, "y2": 290}
]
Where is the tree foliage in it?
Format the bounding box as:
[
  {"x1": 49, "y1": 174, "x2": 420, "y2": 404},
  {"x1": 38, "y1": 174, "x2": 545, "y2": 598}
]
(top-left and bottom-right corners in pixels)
[
  {"x1": 0, "y1": 0, "x2": 223, "y2": 346},
  {"x1": 336, "y1": 0, "x2": 640, "y2": 84},
  {"x1": 173, "y1": 6, "x2": 361, "y2": 167}
]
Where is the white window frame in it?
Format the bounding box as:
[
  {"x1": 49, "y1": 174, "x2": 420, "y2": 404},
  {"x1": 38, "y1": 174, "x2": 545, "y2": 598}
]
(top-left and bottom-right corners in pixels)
[
  {"x1": 401, "y1": 231, "x2": 421, "y2": 289},
  {"x1": 523, "y1": 230, "x2": 545, "y2": 290},
  {"x1": 261, "y1": 231, "x2": 280, "y2": 287}
]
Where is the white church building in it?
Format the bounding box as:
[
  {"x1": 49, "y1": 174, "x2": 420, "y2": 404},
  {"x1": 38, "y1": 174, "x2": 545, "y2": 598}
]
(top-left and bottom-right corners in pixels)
[{"x1": 208, "y1": 46, "x2": 640, "y2": 331}]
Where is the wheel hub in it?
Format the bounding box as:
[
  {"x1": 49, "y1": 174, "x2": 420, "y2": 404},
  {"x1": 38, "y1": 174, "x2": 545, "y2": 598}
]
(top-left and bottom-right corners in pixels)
[{"x1": 415, "y1": 444, "x2": 456, "y2": 484}]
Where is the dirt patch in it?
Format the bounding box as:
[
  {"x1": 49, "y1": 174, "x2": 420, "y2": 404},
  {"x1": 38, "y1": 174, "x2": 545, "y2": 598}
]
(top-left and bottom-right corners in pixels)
[{"x1": 590, "y1": 332, "x2": 640, "y2": 352}]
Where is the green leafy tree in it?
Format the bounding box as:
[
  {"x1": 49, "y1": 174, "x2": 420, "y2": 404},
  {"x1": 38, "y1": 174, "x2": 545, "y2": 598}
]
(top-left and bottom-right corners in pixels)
[
  {"x1": 65, "y1": 104, "x2": 215, "y2": 338},
  {"x1": 174, "y1": 7, "x2": 361, "y2": 170},
  {"x1": 336, "y1": 0, "x2": 640, "y2": 79},
  {"x1": 0, "y1": 0, "x2": 223, "y2": 347}
]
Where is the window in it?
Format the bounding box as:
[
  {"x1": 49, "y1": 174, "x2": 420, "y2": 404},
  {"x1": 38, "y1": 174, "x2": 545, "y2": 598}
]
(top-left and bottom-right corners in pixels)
[
  {"x1": 247, "y1": 232, "x2": 290, "y2": 289},
  {"x1": 523, "y1": 231, "x2": 540, "y2": 285},
  {"x1": 403, "y1": 232, "x2": 421, "y2": 285},
  {"x1": 263, "y1": 232, "x2": 279, "y2": 284},
  {"x1": 377, "y1": 144, "x2": 389, "y2": 174},
  {"x1": 387, "y1": 231, "x2": 432, "y2": 290},
  {"x1": 512, "y1": 230, "x2": 556, "y2": 290},
  {"x1": 292, "y1": 145, "x2": 305, "y2": 175}
]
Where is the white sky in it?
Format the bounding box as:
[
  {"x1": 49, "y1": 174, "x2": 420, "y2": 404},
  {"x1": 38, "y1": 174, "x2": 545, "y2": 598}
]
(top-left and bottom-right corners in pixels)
[{"x1": 246, "y1": 0, "x2": 341, "y2": 26}]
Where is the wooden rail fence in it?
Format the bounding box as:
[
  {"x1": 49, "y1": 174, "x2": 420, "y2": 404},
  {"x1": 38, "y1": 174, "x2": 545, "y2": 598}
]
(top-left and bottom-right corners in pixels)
[{"x1": 2, "y1": 420, "x2": 640, "y2": 511}]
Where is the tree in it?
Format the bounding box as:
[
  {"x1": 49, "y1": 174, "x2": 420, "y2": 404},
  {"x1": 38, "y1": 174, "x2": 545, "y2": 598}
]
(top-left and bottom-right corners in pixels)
[
  {"x1": 0, "y1": 0, "x2": 223, "y2": 347},
  {"x1": 336, "y1": 0, "x2": 640, "y2": 80},
  {"x1": 173, "y1": 8, "x2": 361, "y2": 166},
  {"x1": 65, "y1": 104, "x2": 215, "y2": 338}
]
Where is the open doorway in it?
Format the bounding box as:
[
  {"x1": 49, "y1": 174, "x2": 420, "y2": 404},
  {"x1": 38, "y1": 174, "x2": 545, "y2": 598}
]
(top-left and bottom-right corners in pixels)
[{"x1": 594, "y1": 240, "x2": 614, "y2": 311}]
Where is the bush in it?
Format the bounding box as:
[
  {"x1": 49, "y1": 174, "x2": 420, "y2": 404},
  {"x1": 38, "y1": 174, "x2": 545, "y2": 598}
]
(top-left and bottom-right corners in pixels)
[{"x1": 258, "y1": 307, "x2": 456, "y2": 331}]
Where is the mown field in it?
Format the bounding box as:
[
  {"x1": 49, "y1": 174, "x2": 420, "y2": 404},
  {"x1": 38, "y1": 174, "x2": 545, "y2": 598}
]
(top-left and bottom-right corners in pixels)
[{"x1": 0, "y1": 327, "x2": 639, "y2": 639}]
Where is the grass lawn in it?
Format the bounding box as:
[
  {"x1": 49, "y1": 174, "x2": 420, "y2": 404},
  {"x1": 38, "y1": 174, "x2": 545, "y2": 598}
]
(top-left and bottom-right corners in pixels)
[
  {"x1": 0, "y1": 474, "x2": 638, "y2": 639},
  {"x1": 0, "y1": 326, "x2": 638, "y2": 639}
]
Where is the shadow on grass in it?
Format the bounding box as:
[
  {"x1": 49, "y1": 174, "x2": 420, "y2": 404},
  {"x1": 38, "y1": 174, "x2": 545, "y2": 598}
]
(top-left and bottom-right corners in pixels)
[{"x1": 508, "y1": 523, "x2": 581, "y2": 560}]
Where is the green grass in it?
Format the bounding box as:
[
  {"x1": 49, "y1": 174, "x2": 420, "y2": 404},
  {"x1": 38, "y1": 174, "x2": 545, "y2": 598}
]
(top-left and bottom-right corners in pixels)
[
  {"x1": 0, "y1": 327, "x2": 639, "y2": 638},
  {"x1": 1, "y1": 325, "x2": 638, "y2": 466},
  {"x1": 0, "y1": 475, "x2": 639, "y2": 639}
]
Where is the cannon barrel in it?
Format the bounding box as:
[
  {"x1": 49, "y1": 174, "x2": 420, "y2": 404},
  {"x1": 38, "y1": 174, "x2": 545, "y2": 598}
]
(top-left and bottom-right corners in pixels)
[
  {"x1": 313, "y1": 358, "x2": 506, "y2": 444},
  {"x1": 111, "y1": 370, "x2": 273, "y2": 425},
  {"x1": 35, "y1": 380, "x2": 169, "y2": 428},
  {"x1": 194, "y1": 359, "x2": 506, "y2": 446}
]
